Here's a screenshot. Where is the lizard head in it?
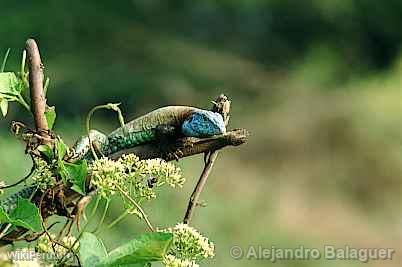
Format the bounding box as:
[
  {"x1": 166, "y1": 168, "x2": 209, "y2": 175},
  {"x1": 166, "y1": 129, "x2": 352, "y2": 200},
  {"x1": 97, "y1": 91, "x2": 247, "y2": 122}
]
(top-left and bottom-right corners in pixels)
[{"x1": 181, "y1": 110, "x2": 226, "y2": 137}]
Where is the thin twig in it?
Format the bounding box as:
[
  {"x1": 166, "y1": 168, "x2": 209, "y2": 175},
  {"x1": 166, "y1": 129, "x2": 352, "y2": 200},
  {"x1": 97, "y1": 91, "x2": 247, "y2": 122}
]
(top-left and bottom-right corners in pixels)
[
  {"x1": 183, "y1": 152, "x2": 219, "y2": 224},
  {"x1": 0, "y1": 161, "x2": 35, "y2": 189},
  {"x1": 44, "y1": 225, "x2": 57, "y2": 254},
  {"x1": 57, "y1": 219, "x2": 72, "y2": 240},
  {"x1": 52, "y1": 239, "x2": 82, "y2": 267},
  {"x1": 85, "y1": 103, "x2": 126, "y2": 160},
  {"x1": 107, "y1": 209, "x2": 130, "y2": 229},
  {"x1": 38, "y1": 188, "x2": 58, "y2": 253},
  {"x1": 183, "y1": 94, "x2": 231, "y2": 224},
  {"x1": 116, "y1": 184, "x2": 155, "y2": 232},
  {"x1": 65, "y1": 220, "x2": 74, "y2": 237},
  {"x1": 94, "y1": 199, "x2": 110, "y2": 234},
  {"x1": 2, "y1": 222, "x2": 59, "y2": 243},
  {"x1": 25, "y1": 39, "x2": 50, "y2": 145},
  {"x1": 0, "y1": 224, "x2": 12, "y2": 240}
]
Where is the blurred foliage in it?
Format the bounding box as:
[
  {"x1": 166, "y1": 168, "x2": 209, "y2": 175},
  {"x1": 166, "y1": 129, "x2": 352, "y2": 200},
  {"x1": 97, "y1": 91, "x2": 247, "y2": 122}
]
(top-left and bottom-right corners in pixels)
[
  {"x1": 1, "y1": 0, "x2": 402, "y2": 118},
  {"x1": 1, "y1": 1, "x2": 402, "y2": 266}
]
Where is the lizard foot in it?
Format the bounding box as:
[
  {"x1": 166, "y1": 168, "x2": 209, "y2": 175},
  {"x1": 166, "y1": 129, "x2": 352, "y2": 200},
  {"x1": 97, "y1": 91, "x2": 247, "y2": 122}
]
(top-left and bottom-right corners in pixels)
[
  {"x1": 163, "y1": 148, "x2": 184, "y2": 161},
  {"x1": 182, "y1": 137, "x2": 195, "y2": 148}
]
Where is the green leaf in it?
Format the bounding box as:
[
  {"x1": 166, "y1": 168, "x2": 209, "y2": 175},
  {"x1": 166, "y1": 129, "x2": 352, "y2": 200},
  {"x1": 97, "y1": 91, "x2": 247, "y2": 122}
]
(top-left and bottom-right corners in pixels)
[
  {"x1": 58, "y1": 161, "x2": 68, "y2": 185},
  {"x1": 0, "y1": 207, "x2": 12, "y2": 223},
  {"x1": 0, "y1": 199, "x2": 43, "y2": 232},
  {"x1": 10, "y1": 199, "x2": 43, "y2": 232},
  {"x1": 65, "y1": 160, "x2": 88, "y2": 195},
  {"x1": 1, "y1": 48, "x2": 10, "y2": 72},
  {"x1": 55, "y1": 138, "x2": 69, "y2": 185},
  {"x1": 97, "y1": 232, "x2": 173, "y2": 267},
  {"x1": 79, "y1": 233, "x2": 148, "y2": 267},
  {"x1": 80, "y1": 232, "x2": 108, "y2": 267},
  {"x1": 0, "y1": 98, "x2": 8, "y2": 117},
  {"x1": 0, "y1": 72, "x2": 21, "y2": 95},
  {"x1": 37, "y1": 144, "x2": 54, "y2": 160},
  {"x1": 45, "y1": 106, "x2": 56, "y2": 130},
  {"x1": 55, "y1": 138, "x2": 68, "y2": 161},
  {"x1": 43, "y1": 77, "x2": 50, "y2": 95},
  {"x1": 0, "y1": 93, "x2": 17, "y2": 103}
]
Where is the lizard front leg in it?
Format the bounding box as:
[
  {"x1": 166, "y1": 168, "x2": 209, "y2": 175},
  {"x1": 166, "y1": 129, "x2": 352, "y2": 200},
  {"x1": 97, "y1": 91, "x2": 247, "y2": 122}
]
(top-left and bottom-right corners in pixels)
[{"x1": 154, "y1": 124, "x2": 184, "y2": 160}]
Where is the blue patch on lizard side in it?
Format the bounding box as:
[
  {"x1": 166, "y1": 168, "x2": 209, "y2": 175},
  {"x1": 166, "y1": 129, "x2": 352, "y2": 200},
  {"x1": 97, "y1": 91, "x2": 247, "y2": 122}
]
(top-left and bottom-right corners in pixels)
[{"x1": 181, "y1": 110, "x2": 226, "y2": 137}]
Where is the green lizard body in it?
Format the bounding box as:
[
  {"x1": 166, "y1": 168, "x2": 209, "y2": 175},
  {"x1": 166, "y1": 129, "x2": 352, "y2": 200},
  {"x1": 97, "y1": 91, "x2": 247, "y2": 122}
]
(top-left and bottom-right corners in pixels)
[{"x1": 75, "y1": 105, "x2": 219, "y2": 159}]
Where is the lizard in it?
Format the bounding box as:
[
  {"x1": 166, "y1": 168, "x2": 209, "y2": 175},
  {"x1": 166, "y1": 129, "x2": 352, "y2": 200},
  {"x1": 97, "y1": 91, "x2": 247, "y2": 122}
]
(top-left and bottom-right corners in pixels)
[
  {"x1": 74, "y1": 105, "x2": 226, "y2": 159},
  {"x1": 0, "y1": 106, "x2": 226, "y2": 213}
]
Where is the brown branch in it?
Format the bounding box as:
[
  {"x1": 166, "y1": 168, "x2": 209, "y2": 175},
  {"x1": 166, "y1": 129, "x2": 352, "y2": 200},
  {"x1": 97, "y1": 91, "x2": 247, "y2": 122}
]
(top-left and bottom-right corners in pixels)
[
  {"x1": 109, "y1": 129, "x2": 248, "y2": 161},
  {"x1": 26, "y1": 39, "x2": 50, "y2": 144},
  {"x1": 0, "y1": 40, "x2": 52, "y2": 246}
]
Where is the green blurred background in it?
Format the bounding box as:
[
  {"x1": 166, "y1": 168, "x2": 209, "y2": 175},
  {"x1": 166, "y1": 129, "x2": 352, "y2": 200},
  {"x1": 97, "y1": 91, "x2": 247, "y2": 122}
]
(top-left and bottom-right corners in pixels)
[{"x1": 1, "y1": 1, "x2": 402, "y2": 266}]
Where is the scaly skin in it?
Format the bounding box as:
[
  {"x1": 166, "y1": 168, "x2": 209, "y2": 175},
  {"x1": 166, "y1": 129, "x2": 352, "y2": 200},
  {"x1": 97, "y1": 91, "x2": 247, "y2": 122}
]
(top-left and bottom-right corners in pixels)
[
  {"x1": 112, "y1": 106, "x2": 198, "y2": 135},
  {"x1": 0, "y1": 106, "x2": 226, "y2": 213}
]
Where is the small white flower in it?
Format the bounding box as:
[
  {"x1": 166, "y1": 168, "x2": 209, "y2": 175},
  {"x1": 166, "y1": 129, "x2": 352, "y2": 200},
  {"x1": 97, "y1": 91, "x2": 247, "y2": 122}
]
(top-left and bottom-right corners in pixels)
[{"x1": 160, "y1": 223, "x2": 215, "y2": 266}]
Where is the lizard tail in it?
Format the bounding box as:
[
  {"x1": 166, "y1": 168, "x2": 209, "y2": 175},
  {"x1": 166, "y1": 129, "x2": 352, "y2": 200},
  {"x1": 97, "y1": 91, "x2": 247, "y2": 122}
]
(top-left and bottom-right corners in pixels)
[{"x1": 0, "y1": 185, "x2": 37, "y2": 213}]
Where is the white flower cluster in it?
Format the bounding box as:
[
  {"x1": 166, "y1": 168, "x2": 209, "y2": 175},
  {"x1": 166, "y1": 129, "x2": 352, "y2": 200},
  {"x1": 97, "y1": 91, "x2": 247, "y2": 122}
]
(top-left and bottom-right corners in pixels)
[
  {"x1": 120, "y1": 154, "x2": 185, "y2": 189},
  {"x1": 90, "y1": 155, "x2": 184, "y2": 201},
  {"x1": 120, "y1": 154, "x2": 157, "y2": 201},
  {"x1": 160, "y1": 223, "x2": 215, "y2": 267},
  {"x1": 163, "y1": 254, "x2": 199, "y2": 267},
  {"x1": 32, "y1": 158, "x2": 55, "y2": 191},
  {"x1": 141, "y1": 158, "x2": 185, "y2": 188},
  {"x1": 90, "y1": 157, "x2": 125, "y2": 198}
]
